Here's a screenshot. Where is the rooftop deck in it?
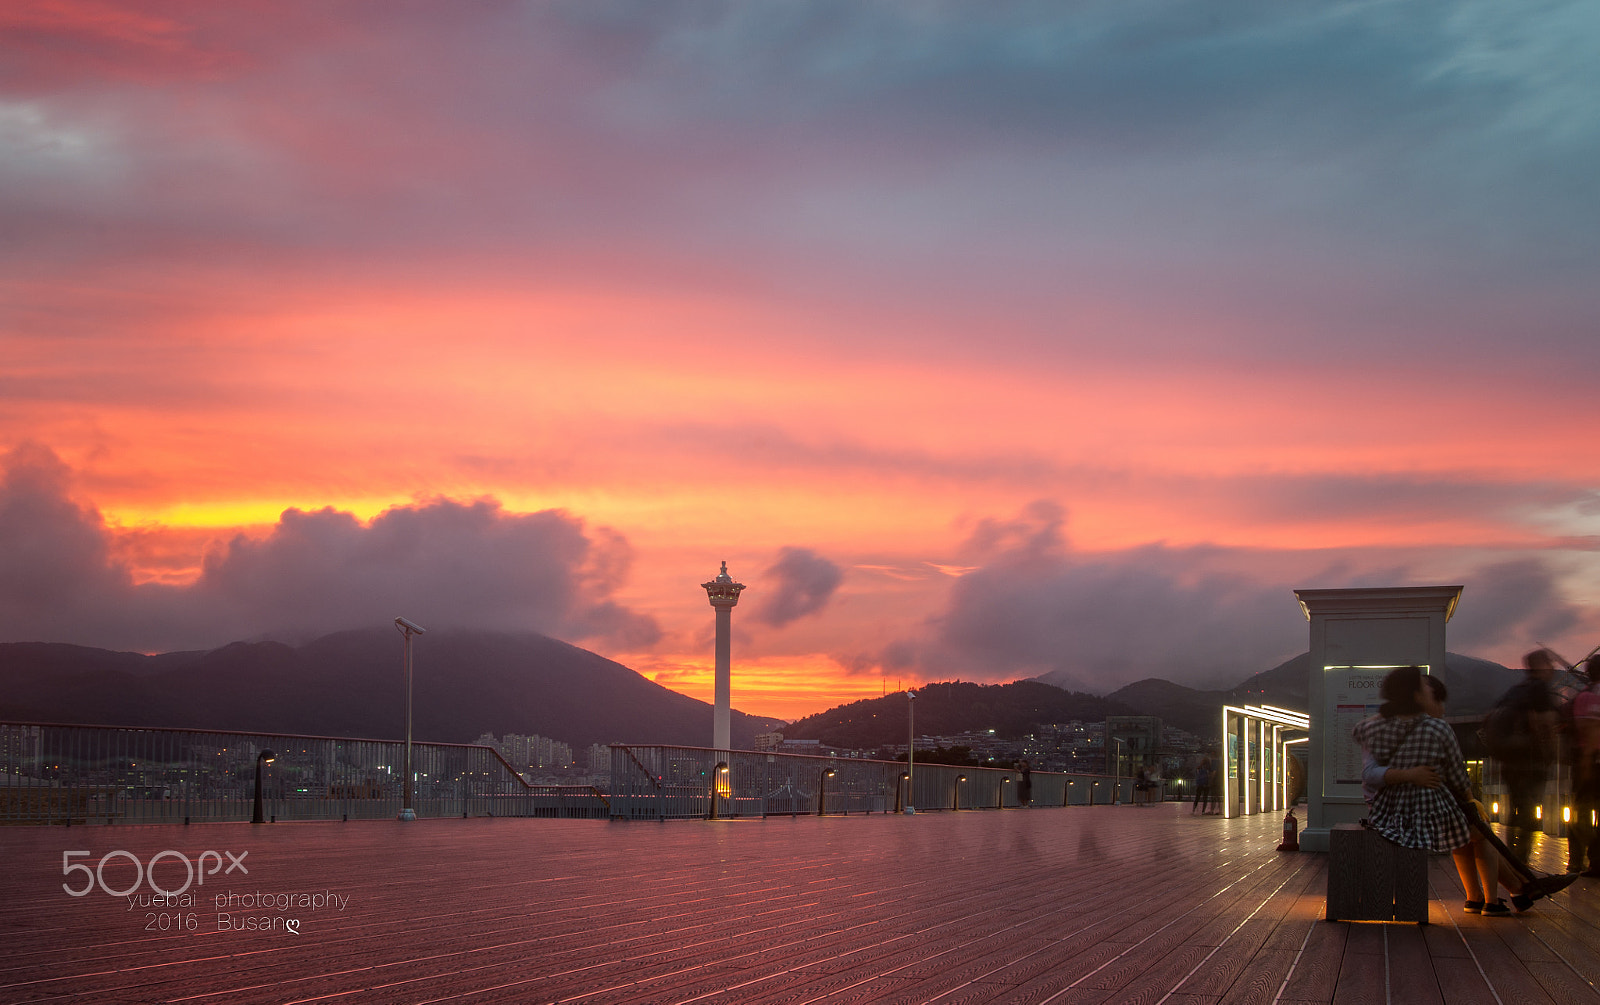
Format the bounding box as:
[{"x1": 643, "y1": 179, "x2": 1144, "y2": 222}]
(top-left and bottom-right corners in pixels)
[{"x1": 3, "y1": 804, "x2": 1599, "y2": 1004}]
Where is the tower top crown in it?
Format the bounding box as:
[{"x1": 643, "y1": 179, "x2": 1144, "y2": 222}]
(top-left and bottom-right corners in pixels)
[{"x1": 702, "y1": 561, "x2": 746, "y2": 607}]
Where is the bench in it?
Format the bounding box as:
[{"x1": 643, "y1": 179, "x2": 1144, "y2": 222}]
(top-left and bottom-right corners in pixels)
[{"x1": 1326, "y1": 823, "x2": 1429, "y2": 924}]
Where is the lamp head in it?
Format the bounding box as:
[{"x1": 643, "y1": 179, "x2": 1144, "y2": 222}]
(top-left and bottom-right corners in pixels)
[
  {"x1": 259, "y1": 750, "x2": 277, "y2": 764},
  {"x1": 395, "y1": 616, "x2": 427, "y2": 634}
]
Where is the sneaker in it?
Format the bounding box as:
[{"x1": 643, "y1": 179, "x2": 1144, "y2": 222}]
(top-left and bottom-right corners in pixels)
[
  {"x1": 1482, "y1": 900, "x2": 1512, "y2": 916},
  {"x1": 1463, "y1": 900, "x2": 1483, "y2": 914}
]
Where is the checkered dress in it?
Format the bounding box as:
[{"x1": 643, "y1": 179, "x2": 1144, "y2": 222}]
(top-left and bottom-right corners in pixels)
[{"x1": 1352, "y1": 714, "x2": 1472, "y2": 852}]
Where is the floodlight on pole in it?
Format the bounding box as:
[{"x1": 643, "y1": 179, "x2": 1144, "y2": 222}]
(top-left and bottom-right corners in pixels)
[
  {"x1": 395, "y1": 617, "x2": 427, "y2": 821},
  {"x1": 252, "y1": 749, "x2": 276, "y2": 824}
]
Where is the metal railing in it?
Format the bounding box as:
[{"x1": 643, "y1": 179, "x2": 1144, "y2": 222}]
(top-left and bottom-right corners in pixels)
[
  {"x1": 608, "y1": 744, "x2": 1134, "y2": 820},
  {"x1": 0, "y1": 722, "x2": 607, "y2": 825}
]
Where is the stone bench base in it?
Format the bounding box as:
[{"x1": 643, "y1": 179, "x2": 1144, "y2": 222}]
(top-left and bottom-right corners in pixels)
[{"x1": 1326, "y1": 823, "x2": 1429, "y2": 924}]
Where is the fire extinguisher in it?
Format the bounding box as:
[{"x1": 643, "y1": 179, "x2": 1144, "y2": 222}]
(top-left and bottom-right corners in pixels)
[{"x1": 1277, "y1": 809, "x2": 1299, "y2": 852}]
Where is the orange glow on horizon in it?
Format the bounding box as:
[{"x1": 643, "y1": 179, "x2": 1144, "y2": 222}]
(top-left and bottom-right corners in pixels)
[{"x1": 629, "y1": 653, "x2": 904, "y2": 723}]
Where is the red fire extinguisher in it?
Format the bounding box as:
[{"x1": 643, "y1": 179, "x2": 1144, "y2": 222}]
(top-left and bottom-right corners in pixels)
[{"x1": 1277, "y1": 809, "x2": 1299, "y2": 852}]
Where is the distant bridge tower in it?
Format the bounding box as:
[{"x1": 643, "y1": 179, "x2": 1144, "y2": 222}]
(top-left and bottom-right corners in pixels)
[{"x1": 702, "y1": 561, "x2": 746, "y2": 753}]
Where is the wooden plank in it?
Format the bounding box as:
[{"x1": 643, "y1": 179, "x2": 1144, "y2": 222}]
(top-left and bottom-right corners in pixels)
[
  {"x1": 1330, "y1": 936, "x2": 1386, "y2": 1005},
  {"x1": 1385, "y1": 924, "x2": 1444, "y2": 1005},
  {"x1": 1215, "y1": 948, "x2": 1297, "y2": 1005},
  {"x1": 1276, "y1": 920, "x2": 1347, "y2": 1002},
  {"x1": 7, "y1": 806, "x2": 1600, "y2": 1005}
]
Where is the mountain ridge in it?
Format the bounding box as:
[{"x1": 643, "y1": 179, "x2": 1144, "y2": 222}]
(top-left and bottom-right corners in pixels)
[{"x1": 0, "y1": 629, "x2": 782, "y2": 750}]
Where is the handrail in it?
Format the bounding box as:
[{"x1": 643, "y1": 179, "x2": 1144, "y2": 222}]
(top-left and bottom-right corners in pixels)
[
  {"x1": 614, "y1": 744, "x2": 663, "y2": 789},
  {"x1": 604, "y1": 743, "x2": 1135, "y2": 820},
  {"x1": 0, "y1": 721, "x2": 606, "y2": 825},
  {"x1": 0, "y1": 719, "x2": 500, "y2": 749}
]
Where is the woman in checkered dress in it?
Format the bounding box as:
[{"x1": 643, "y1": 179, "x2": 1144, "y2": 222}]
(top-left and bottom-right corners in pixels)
[{"x1": 1354, "y1": 666, "x2": 1532, "y2": 915}]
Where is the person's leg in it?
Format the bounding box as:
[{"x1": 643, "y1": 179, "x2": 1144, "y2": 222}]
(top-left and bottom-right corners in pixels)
[
  {"x1": 1570, "y1": 784, "x2": 1591, "y2": 873},
  {"x1": 1454, "y1": 844, "x2": 1486, "y2": 905},
  {"x1": 1496, "y1": 854, "x2": 1526, "y2": 896},
  {"x1": 1473, "y1": 835, "x2": 1499, "y2": 902},
  {"x1": 1572, "y1": 766, "x2": 1599, "y2": 872}
]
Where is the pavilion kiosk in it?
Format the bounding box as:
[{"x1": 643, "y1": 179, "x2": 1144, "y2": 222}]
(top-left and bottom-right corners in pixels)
[{"x1": 1294, "y1": 585, "x2": 1463, "y2": 853}]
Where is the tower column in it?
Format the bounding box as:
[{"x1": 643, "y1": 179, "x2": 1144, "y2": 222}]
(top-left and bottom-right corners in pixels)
[
  {"x1": 701, "y1": 562, "x2": 746, "y2": 754},
  {"x1": 713, "y1": 604, "x2": 732, "y2": 751}
]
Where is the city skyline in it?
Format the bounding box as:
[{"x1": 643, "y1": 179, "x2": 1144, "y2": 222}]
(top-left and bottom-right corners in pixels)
[{"x1": 3, "y1": 2, "x2": 1598, "y2": 721}]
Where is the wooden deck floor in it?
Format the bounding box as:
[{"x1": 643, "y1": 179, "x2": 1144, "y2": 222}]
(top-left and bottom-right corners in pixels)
[{"x1": 2, "y1": 804, "x2": 1599, "y2": 1004}]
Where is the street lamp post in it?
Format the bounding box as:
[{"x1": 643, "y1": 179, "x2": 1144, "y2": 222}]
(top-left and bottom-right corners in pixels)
[
  {"x1": 1112, "y1": 737, "x2": 1126, "y2": 805},
  {"x1": 905, "y1": 689, "x2": 917, "y2": 814},
  {"x1": 251, "y1": 749, "x2": 277, "y2": 824},
  {"x1": 395, "y1": 617, "x2": 427, "y2": 821}
]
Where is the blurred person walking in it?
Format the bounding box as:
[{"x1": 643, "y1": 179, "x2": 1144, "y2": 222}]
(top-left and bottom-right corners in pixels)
[
  {"x1": 1486, "y1": 650, "x2": 1561, "y2": 861},
  {"x1": 1192, "y1": 757, "x2": 1212, "y2": 815},
  {"x1": 1568, "y1": 666, "x2": 1600, "y2": 875}
]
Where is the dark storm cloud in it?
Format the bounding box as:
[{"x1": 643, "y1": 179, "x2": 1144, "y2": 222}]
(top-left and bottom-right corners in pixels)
[
  {"x1": 0, "y1": 445, "x2": 658, "y2": 652},
  {"x1": 893, "y1": 501, "x2": 1599, "y2": 693},
  {"x1": 926, "y1": 502, "x2": 1307, "y2": 691},
  {"x1": 0, "y1": 442, "x2": 130, "y2": 611},
  {"x1": 5, "y1": 0, "x2": 1596, "y2": 296},
  {"x1": 754, "y1": 547, "x2": 843, "y2": 628},
  {"x1": 1447, "y1": 559, "x2": 1586, "y2": 654}
]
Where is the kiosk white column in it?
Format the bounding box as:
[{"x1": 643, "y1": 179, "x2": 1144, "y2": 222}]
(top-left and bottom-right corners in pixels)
[{"x1": 1294, "y1": 585, "x2": 1462, "y2": 852}]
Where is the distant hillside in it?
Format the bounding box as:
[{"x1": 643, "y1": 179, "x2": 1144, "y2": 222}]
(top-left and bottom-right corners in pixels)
[
  {"x1": 782, "y1": 680, "x2": 1140, "y2": 749},
  {"x1": 0, "y1": 629, "x2": 783, "y2": 749},
  {"x1": 783, "y1": 651, "x2": 1527, "y2": 749},
  {"x1": 1219, "y1": 650, "x2": 1516, "y2": 718},
  {"x1": 1089, "y1": 650, "x2": 1518, "y2": 741},
  {"x1": 1098, "y1": 678, "x2": 1232, "y2": 741}
]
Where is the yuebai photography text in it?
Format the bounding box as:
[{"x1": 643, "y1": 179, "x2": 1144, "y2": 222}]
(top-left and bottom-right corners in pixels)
[{"x1": 60, "y1": 847, "x2": 349, "y2": 936}]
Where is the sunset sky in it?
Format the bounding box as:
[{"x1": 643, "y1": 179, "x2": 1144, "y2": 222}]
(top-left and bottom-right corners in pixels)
[{"x1": 3, "y1": 1, "x2": 1598, "y2": 722}]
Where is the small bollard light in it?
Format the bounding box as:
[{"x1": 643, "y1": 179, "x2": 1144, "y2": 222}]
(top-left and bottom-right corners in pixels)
[
  {"x1": 1564, "y1": 805, "x2": 1573, "y2": 824},
  {"x1": 252, "y1": 750, "x2": 277, "y2": 825},
  {"x1": 998, "y1": 776, "x2": 1010, "y2": 809},
  {"x1": 818, "y1": 768, "x2": 837, "y2": 816},
  {"x1": 709, "y1": 761, "x2": 730, "y2": 820},
  {"x1": 954, "y1": 775, "x2": 966, "y2": 811}
]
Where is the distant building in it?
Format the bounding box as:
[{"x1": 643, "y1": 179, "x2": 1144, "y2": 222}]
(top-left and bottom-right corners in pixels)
[
  {"x1": 1105, "y1": 716, "x2": 1163, "y2": 777},
  {"x1": 473, "y1": 732, "x2": 573, "y2": 771},
  {"x1": 0, "y1": 724, "x2": 41, "y2": 775},
  {"x1": 752, "y1": 732, "x2": 784, "y2": 752}
]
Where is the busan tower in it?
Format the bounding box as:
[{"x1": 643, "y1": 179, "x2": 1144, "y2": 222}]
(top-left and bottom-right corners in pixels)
[{"x1": 701, "y1": 561, "x2": 746, "y2": 752}]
